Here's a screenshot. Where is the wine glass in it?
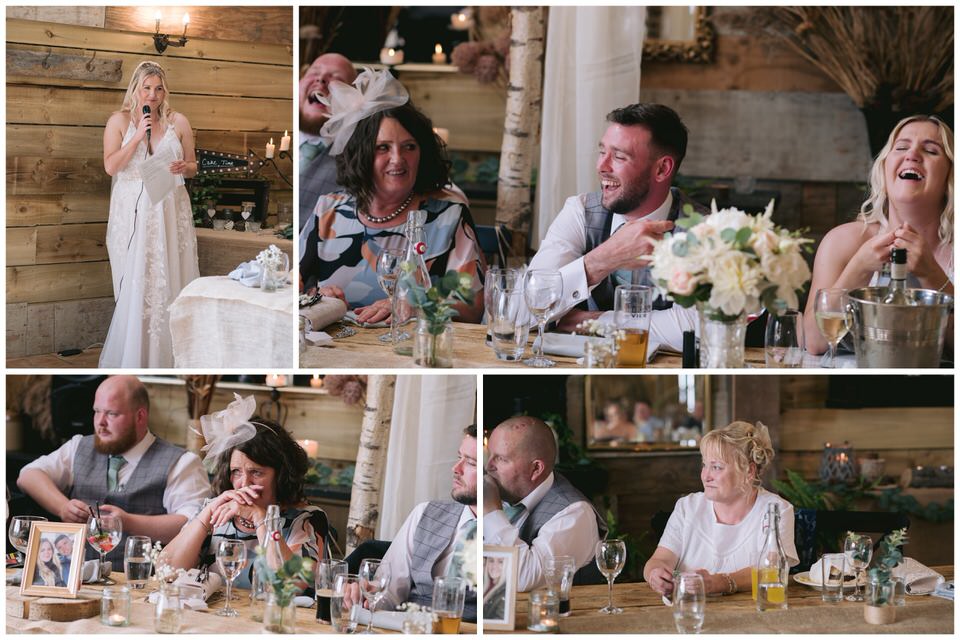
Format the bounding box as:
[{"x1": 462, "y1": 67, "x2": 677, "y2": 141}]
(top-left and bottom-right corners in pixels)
[
  {"x1": 376, "y1": 248, "x2": 405, "y2": 344},
  {"x1": 124, "y1": 535, "x2": 153, "y2": 589},
  {"x1": 595, "y1": 539, "x2": 626, "y2": 614},
  {"x1": 844, "y1": 534, "x2": 873, "y2": 602},
  {"x1": 86, "y1": 514, "x2": 122, "y2": 584},
  {"x1": 216, "y1": 539, "x2": 248, "y2": 616},
  {"x1": 8, "y1": 516, "x2": 47, "y2": 565},
  {"x1": 523, "y1": 269, "x2": 563, "y2": 368},
  {"x1": 358, "y1": 559, "x2": 390, "y2": 633},
  {"x1": 673, "y1": 573, "x2": 706, "y2": 633},
  {"x1": 814, "y1": 288, "x2": 850, "y2": 368}
]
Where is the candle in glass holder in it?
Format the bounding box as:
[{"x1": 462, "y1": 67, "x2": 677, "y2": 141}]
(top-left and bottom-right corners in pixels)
[
  {"x1": 379, "y1": 47, "x2": 404, "y2": 65},
  {"x1": 280, "y1": 130, "x2": 291, "y2": 152},
  {"x1": 297, "y1": 439, "x2": 319, "y2": 459},
  {"x1": 433, "y1": 128, "x2": 450, "y2": 145},
  {"x1": 100, "y1": 586, "x2": 131, "y2": 627},
  {"x1": 265, "y1": 138, "x2": 275, "y2": 159},
  {"x1": 432, "y1": 44, "x2": 446, "y2": 64}
]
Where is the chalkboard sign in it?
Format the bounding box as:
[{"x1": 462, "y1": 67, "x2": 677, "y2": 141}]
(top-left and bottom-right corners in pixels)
[{"x1": 196, "y1": 149, "x2": 261, "y2": 176}]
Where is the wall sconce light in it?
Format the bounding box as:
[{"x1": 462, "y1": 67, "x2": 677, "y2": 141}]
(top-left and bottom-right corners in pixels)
[
  {"x1": 259, "y1": 374, "x2": 289, "y2": 426},
  {"x1": 154, "y1": 11, "x2": 190, "y2": 54}
]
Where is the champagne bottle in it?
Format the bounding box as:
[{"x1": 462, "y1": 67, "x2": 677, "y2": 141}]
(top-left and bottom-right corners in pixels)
[
  {"x1": 882, "y1": 248, "x2": 916, "y2": 305},
  {"x1": 394, "y1": 209, "x2": 431, "y2": 356},
  {"x1": 756, "y1": 503, "x2": 788, "y2": 611}
]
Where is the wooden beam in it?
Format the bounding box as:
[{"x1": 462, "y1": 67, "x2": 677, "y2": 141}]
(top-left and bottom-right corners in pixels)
[
  {"x1": 34, "y1": 223, "x2": 108, "y2": 264},
  {"x1": 6, "y1": 49, "x2": 122, "y2": 82},
  {"x1": 7, "y1": 43, "x2": 293, "y2": 99},
  {"x1": 7, "y1": 193, "x2": 109, "y2": 226},
  {"x1": 6, "y1": 228, "x2": 37, "y2": 266},
  {"x1": 104, "y1": 7, "x2": 293, "y2": 47},
  {"x1": 7, "y1": 18, "x2": 292, "y2": 66},
  {"x1": 7, "y1": 156, "x2": 109, "y2": 194},
  {"x1": 7, "y1": 261, "x2": 113, "y2": 304}
]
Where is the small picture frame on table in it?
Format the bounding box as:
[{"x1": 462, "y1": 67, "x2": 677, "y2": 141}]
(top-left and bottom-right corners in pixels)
[
  {"x1": 20, "y1": 522, "x2": 87, "y2": 598},
  {"x1": 482, "y1": 544, "x2": 518, "y2": 631}
]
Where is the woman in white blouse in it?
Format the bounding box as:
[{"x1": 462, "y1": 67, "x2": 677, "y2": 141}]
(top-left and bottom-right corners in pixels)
[{"x1": 643, "y1": 421, "x2": 798, "y2": 596}]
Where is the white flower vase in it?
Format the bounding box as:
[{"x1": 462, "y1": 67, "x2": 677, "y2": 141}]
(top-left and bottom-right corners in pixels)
[
  {"x1": 698, "y1": 304, "x2": 747, "y2": 368},
  {"x1": 261, "y1": 265, "x2": 283, "y2": 292}
]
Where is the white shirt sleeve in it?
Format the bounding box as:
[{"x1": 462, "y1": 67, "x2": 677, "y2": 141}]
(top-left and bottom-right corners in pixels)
[
  {"x1": 528, "y1": 196, "x2": 593, "y2": 317},
  {"x1": 778, "y1": 501, "x2": 800, "y2": 568},
  {"x1": 19, "y1": 435, "x2": 82, "y2": 492},
  {"x1": 162, "y1": 452, "x2": 212, "y2": 518},
  {"x1": 483, "y1": 501, "x2": 601, "y2": 592},
  {"x1": 378, "y1": 502, "x2": 427, "y2": 611}
]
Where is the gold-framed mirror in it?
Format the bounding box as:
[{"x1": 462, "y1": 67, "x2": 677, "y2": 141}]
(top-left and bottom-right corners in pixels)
[
  {"x1": 585, "y1": 375, "x2": 710, "y2": 452},
  {"x1": 643, "y1": 6, "x2": 715, "y2": 63}
]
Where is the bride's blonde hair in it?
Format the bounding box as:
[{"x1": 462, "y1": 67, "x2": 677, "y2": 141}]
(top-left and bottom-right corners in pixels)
[{"x1": 120, "y1": 61, "x2": 174, "y2": 131}]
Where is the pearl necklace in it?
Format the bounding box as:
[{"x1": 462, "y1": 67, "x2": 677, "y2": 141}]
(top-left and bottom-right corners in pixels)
[{"x1": 362, "y1": 192, "x2": 415, "y2": 224}]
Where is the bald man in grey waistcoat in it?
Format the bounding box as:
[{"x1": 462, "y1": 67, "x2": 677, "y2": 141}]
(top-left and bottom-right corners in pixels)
[{"x1": 484, "y1": 416, "x2": 607, "y2": 592}]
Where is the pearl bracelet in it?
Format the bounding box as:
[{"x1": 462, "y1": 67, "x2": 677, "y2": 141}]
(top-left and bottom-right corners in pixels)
[{"x1": 722, "y1": 573, "x2": 737, "y2": 595}]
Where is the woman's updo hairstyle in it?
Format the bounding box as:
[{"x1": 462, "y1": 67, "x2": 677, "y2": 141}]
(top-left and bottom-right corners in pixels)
[{"x1": 699, "y1": 421, "x2": 774, "y2": 490}]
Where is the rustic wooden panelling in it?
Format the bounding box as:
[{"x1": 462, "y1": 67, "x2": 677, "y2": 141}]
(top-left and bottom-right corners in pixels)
[
  {"x1": 7, "y1": 262, "x2": 113, "y2": 304},
  {"x1": 780, "y1": 408, "x2": 953, "y2": 450},
  {"x1": 6, "y1": 7, "x2": 105, "y2": 27},
  {"x1": 195, "y1": 229, "x2": 293, "y2": 277},
  {"x1": 6, "y1": 228, "x2": 36, "y2": 266},
  {"x1": 7, "y1": 193, "x2": 110, "y2": 226},
  {"x1": 7, "y1": 155, "x2": 109, "y2": 194},
  {"x1": 8, "y1": 86, "x2": 291, "y2": 132},
  {"x1": 34, "y1": 223, "x2": 108, "y2": 264},
  {"x1": 52, "y1": 297, "x2": 115, "y2": 351},
  {"x1": 104, "y1": 7, "x2": 292, "y2": 47},
  {"x1": 7, "y1": 44, "x2": 293, "y2": 99},
  {"x1": 7, "y1": 19, "x2": 292, "y2": 66},
  {"x1": 7, "y1": 49, "x2": 123, "y2": 82}
]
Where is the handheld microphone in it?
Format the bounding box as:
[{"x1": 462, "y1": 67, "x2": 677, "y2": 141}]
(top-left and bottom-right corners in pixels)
[{"x1": 142, "y1": 105, "x2": 151, "y2": 144}]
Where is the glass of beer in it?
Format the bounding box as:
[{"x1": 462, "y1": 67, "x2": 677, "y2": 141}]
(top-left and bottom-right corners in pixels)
[
  {"x1": 614, "y1": 285, "x2": 653, "y2": 367},
  {"x1": 432, "y1": 576, "x2": 467, "y2": 633},
  {"x1": 315, "y1": 559, "x2": 348, "y2": 624}
]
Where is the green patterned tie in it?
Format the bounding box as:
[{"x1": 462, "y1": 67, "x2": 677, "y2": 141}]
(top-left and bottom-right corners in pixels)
[
  {"x1": 300, "y1": 139, "x2": 325, "y2": 164},
  {"x1": 107, "y1": 455, "x2": 126, "y2": 492},
  {"x1": 503, "y1": 503, "x2": 526, "y2": 524},
  {"x1": 446, "y1": 518, "x2": 477, "y2": 578}
]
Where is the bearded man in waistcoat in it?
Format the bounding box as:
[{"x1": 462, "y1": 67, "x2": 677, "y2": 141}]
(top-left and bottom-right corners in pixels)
[
  {"x1": 483, "y1": 416, "x2": 607, "y2": 592},
  {"x1": 17, "y1": 376, "x2": 211, "y2": 564},
  {"x1": 528, "y1": 103, "x2": 709, "y2": 350},
  {"x1": 366, "y1": 424, "x2": 478, "y2": 622}
]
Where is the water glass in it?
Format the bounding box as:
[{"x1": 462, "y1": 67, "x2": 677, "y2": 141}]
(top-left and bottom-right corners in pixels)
[
  {"x1": 595, "y1": 539, "x2": 626, "y2": 614},
  {"x1": 432, "y1": 576, "x2": 467, "y2": 633},
  {"x1": 8, "y1": 516, "x2": 47, "y2": 563},
  {"x1": 331, "y1": 573, "x2": 359, "y2": 633},
  {"x1": 820, "y1": 552, "x2": 845, "y2": 603},
  {"x1": 613, "y1": 285, "x2": 652, "y2": 367},
  {"x1": 765, "y1": 308, "x2": 804, "y2": 367},
  {"x1": 484, "y1": 267, "x2": 523, "y2": 346},
  {"x1": 526, "y1": 587, "x2": 560, "y2": 632},
  {"x1": 545, "y1": 555, "x2": 576, "y2": 616},
  {"x1": 490, "y1": 284, "x2": 529, "y2": 361},
  {"x1": 673, "y1": 573, "x2": 705, "y2": 634},
  {"x1": 316, "y1": 559, "x2": 349, "y2": 623},
  {"x1": 124, "y1": 535, "x2": 153, "y2": 589}
]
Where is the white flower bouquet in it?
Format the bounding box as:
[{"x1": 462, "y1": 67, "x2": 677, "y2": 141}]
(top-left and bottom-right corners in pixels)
[
  {"x1": 256, "y1": 244, "x2": 287, "y2": 272},
  {"x1": 649, "y1": 201, "x2": 812, "y2": 321}
]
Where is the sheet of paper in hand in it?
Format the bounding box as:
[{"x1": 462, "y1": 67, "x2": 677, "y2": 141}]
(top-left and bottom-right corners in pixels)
[{"x1": 140, "y1": 144, "x2": 178, "y2": 206}]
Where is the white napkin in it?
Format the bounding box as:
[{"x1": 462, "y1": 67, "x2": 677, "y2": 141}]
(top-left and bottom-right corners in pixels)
[
  {"x1": 172, "y1": 568, "x2": 224, "y2": 602},
  {"x1": 148, "y1": 589, "x2": 210, "y2": 611},
  {"x1": 342, "y1": 310, "x2": 390, "y2": 328},
  {"x1": 305, "y1": 331, "x2": 334, "y2": 347},
  {"x1": 300, "y1": 297, "x2": 348, "y2": 331},
  {"x1": 7, "y1": 560, "x2": 109, "y2": 585},
  {"x1": 806, "y1": 556, "x2": 851, "y2": 585},
  {"x1": 228, "y1": 260, "x2": 264, "y2": 287},
  {"x1": 349, "y1": 605, "x2": 407, "y2": 631},
  {"x1": 534, "y1": 333, "x2": 665, "y2": 363},
  {"x1": 892, "y1": 557, "x2": 945, "y2": 595}
]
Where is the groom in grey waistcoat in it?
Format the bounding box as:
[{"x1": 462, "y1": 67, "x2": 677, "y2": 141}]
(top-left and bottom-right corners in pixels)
[
  {"x1": 484, "y1": 416, "x2": 608, "y2": 592},
  {"x1": 17, "y1": 376, "x2": 211, "y2": 564}
]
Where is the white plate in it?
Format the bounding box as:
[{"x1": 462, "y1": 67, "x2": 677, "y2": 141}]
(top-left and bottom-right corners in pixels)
[{"x1": 793, "y1": 571, "x2": 863, "y2": 590}]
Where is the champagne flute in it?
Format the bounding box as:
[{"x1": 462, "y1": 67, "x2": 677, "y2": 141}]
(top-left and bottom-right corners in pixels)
[
  {"x1": 523, "y1": 269, "x2": 563, "y2": 368},
  {"x1": 86, "y1": 514, "x2": 122, "y2": 584},
  {"x1": 8, "y1": 516, "x2": 47, "y2": 565},
  {"x1": 673, "y1": 573, "x2": 706, "y2": 633},
  {"x1": 814, "y1": 288, "x2": 850, "y2": 368},
  {"x1": 844, "y1": 534, "x2": 872, "y2": 602},
  {"x1": 216, "y1": 539, "x2": 247, "y2": 616},
  {"x1": 376, "y1": 248, "x2": 405, "y2": 344},
  {"x1": 595, "y1": 539, "x2": 626, "y2": 614},
  {"x1": 124, "y1": 535, "x2": 153, "y2": 589},
  {"x1": 359, "y1": 559, "x2": 390, "y2": 633}
]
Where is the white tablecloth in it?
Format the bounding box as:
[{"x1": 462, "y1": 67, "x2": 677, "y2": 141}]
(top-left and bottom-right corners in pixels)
[{"x1": 169, "y1": 276, "x2": 294, "y2": 367}]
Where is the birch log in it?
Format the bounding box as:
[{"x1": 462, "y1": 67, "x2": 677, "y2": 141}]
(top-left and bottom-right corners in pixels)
[
  {"x1": 345, "y1": 374, "x2": 397, "y2": 553},
  {"x1": 495, "y1": 6, "x2": 545, "y2": 238}
]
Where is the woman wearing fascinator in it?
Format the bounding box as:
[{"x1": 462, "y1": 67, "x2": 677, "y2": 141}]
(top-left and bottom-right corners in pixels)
[
  {"x1": 100, "y1": 61, "x2": 200, "y2": 368},
  {"x1": 162, "y1": 396, "x2": 328, "y2": 588},
  {"x1": 299, "y1": 67, "x2": 486, "y2": 324}
]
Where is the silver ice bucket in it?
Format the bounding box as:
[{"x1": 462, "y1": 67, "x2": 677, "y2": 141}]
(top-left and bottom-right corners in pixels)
[{"x1": 847, "y1": 287, "x2": 952, "y2": 368}]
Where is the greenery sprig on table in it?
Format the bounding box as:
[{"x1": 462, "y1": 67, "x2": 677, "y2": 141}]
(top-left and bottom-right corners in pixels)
[
  {"x1": 863, "y1": 528, "x2": 908, "y2": 605},
  {"x1": 253, "y1": 551, "x2": 314, "y2": 608},
  {"x1": 401, "y1": 269, "x2": 475, "y2": 333}
]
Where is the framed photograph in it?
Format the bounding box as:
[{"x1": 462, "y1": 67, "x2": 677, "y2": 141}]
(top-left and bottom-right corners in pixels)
[
  {"x1": 20, "y1": 522, "x2": 87, "y2": 598},
  {"x1": 482, "y1": 544, "x2": 518, "y2": 631}
]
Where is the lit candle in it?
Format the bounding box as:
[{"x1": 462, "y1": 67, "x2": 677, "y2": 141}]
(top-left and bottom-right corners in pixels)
[
  {"x1": 432, "y1": 43, "x2": 446, "y2": 64},
  {"x1": 309, "y1": 374, "x2": 323, "y2": 389},
  {"x1": 265, "y1": 374, "x2": 286, "y2": 387},
  {"x1": 154, "y1": 11, "x2": 162, "y2": 34},
  {"x1": 109, "y1": 614, "x2": 126, "y2": 625},
  {"x1": 451, "y1": 11, "x2": 472, "y2": 30},
  {"x1": 265, "y1": 138, "x2": 275, "y2": 159},
  {"x1": 433, "y1": 127, "x2": 449, "y2": 145},
  {"x1": 279, "y1": 130, "x2": 291, "y2": 152},
  {"x1": 379, "y1": 47, "x2": 404, "y2": 65},
  {"x1": 297, "y1": 439, "x2": 320, "y2": 458},
  {"x1": 181, "y1": 12, "x2": 189, "y2": 38}
]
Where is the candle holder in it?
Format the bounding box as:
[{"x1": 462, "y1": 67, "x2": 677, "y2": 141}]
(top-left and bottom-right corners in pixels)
[
  {"x1": 247, "y1": 149, "x2": 292, "y2": 188},
  {"x1": 101, "y1": 586, "x2": 131, "y2": 627},
  {"x1": 527, "y1": 588, "x2": 560, "y2": 633},
  {"x1": 819, "y1": 442, "x2": 857, "y2": 484},
  {"x1": 154, "y1": 13, "x2": 190, "y2": 54}
]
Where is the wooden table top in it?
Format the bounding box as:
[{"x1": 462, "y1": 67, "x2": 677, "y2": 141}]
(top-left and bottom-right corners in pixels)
[
  {"x1": 7, "y1": 570, "x2": 476, "y2": 634},
  {"x1": 498, "y1": 566, "x2": 953, "y2": 634},
  {"x1": 301, "y1": 322, "x2": 769, "y2": 369}
]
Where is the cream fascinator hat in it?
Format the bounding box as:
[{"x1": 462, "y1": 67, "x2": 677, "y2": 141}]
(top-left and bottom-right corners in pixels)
[
  {"x1": 319, "y1": 67, "x2": 410, "y2": 156},
  {"x1": 194, "y1": 394, "x2": 262, "y2": 464}
]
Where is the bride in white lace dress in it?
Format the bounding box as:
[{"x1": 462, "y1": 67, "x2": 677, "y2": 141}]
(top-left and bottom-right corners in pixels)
[{"x1": 100, "y1": 61, "x2": 199, "y2": 368}]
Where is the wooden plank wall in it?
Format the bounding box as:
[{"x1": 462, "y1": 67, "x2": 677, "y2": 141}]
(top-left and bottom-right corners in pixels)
[{"x1": 6, "y1": 9, "x2": 293, "y2": 358}]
